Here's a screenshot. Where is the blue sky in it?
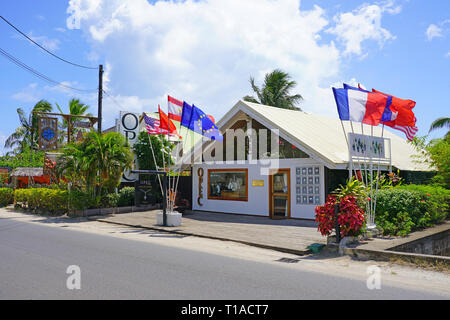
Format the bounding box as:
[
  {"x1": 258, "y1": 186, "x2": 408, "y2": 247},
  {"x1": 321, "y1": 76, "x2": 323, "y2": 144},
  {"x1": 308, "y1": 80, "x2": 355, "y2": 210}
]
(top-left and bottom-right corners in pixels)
[{"x1": 0, "y1": 0, "x2": 449, "y2": 155}]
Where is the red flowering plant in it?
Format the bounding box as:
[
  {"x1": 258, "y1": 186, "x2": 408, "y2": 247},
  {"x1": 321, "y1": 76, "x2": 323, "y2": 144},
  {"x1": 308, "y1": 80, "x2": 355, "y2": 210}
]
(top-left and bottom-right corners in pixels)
[{"x1": 315, "y1": 179, "x2": 367, "y2": 238}]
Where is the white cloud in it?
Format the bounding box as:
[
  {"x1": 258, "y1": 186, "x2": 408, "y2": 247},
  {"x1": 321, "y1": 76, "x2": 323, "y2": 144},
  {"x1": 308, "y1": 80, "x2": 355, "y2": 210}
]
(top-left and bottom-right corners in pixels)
[
  {"x1": 327, "y1": 2, "x2": 398, "y2": 56},
  {"x1": 65, "y1": 0, "x2": 397, "y2": 125},
  {"x1": 66, "y1": 0, "x2": 102, "y2": 30},
  {"x1": 11, "y1": 83, "x2": 40, "y2": 102},
  {"x1": 27, "y1": 31, "x2": 60, "y2": 51},
  {"x1": 426, "y1": 24, "x2": 442, "y2": 41}
]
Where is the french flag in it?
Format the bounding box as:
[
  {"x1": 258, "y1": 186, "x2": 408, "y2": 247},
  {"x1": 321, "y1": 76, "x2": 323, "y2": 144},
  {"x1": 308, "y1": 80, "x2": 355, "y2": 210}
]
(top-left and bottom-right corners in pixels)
[
  {"x1": 343, "y1": 84, "x2": 397, "y2": 122},
  {"x1": 333, "y1": 87, "x2": 389, "y2": 126}
]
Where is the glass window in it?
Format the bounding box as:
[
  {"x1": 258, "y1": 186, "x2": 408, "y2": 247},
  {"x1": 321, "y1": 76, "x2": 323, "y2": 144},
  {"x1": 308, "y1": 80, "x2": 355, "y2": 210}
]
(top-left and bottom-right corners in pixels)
[{"x1": 208, "y1": 169, "x2": 248, "y2": 201}]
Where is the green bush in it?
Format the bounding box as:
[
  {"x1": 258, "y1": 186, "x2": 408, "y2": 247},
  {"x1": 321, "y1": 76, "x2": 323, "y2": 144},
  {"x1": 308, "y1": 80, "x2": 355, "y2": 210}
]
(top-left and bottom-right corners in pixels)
[
  {"x1": 375, "y1": 185, "x2": 449, "y2": 236},
  {"x1": 68, "y1": 189, "x2": 100, "y2": 211},
  {"x1": 13, "y1": 186, "x2": 137, "y2": 215},
  {"x1": 15, "y1": 188, "x2": 68, "y2": 215},
  {"x1": 118, "y1": 187, "x2": 135, "y2": 207},
  {"x1": 0, "y1": 188, "x2": 14, "y2": 207},
  {"x1": 398, "y1": 184, "x2": 449, "y2": 224},
  {"x1": 103, "y1": 193, "x2": 120, "y2": 208}
]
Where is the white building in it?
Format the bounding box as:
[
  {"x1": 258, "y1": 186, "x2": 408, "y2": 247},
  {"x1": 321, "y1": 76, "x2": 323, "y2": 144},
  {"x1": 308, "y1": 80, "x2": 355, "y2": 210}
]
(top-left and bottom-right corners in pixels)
[{"x1": 187, "y1": 100, "x2": 432, "y2": 220}]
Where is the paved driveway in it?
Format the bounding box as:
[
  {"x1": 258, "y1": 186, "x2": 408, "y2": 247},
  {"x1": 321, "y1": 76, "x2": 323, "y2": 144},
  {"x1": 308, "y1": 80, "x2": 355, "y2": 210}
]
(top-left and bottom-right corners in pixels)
[{"x1": 92, "y1": 210, "x2": 326, "y2": 255}]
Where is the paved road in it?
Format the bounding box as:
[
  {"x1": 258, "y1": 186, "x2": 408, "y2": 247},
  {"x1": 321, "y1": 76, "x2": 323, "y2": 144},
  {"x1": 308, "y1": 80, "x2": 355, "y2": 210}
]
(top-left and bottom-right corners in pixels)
[{"x1": 0, "y1": 216, "x2": 447, "y2": 300}]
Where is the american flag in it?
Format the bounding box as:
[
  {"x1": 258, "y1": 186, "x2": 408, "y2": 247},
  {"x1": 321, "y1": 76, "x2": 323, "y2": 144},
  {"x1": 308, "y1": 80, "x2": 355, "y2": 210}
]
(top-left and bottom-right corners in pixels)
[
  {"x1": 144, "y1": 112, "x2": 180, "y2": 137},
  {"x1": 384, "y1": 115, "x2": 418, "y2": 141},
  {"x1": 391, "y1": 125, "x2": 418, "y2": 141},
  {"x1": 144, "y1": 113, "x2": 163, "y2": 135}
]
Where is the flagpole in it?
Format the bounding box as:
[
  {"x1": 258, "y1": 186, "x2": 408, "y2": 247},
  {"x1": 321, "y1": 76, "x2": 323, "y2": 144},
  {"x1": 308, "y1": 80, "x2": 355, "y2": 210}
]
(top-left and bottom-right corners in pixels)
[
  {"x1": 340, "y1": 119, "x2": 359, "y2": 180},
  {"x1": 349, "y1": 121, "x2": 364, "y2": 181},
  {"x1": 173, "y1": 125, "x2": 188, "y2": 207},
  {"x1": 147, "y1": 133, "x2": 164, "y2": 197},
  {"x1": 360, "y1": 122, "x2": 371, "y2": 221},
  {"x1": 369, "y1": 124, "x2": 375, "y2": 226},
  {"x1": 372, "y1": 124, "x2": 385, "y2": 227},
  {"x1": 159, "y1": 133, "x2": 168, "y2": 211}
]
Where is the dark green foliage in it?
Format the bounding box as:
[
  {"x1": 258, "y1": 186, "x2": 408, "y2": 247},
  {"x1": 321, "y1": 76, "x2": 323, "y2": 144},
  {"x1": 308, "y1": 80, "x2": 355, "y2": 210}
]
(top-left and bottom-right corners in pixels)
[
  {"x1": 0, "y1": 188, "x2": 14, "y2": 207},
  {"x1": 133, "y1": 131, "x2": 174, "y2": 171},
  {"x1": 243, "y1": 69, "x2": 303, "y2": 111},
  {"x1": 118, "y1": 187, "x2": 135, "y2": 207}
]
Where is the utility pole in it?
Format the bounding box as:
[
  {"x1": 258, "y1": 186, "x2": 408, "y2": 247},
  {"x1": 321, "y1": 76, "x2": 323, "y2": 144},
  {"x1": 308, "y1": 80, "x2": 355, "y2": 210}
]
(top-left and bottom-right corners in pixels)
[{"x1": 97, "y1": 64, "x2": 103, "y2": 133}]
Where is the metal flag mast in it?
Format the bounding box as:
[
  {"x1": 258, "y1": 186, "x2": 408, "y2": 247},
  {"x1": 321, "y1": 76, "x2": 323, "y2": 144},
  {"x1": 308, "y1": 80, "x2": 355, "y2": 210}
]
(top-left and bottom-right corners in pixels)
[{"x1": 341, "y1": 120, "x2": 392, "y2": 230}]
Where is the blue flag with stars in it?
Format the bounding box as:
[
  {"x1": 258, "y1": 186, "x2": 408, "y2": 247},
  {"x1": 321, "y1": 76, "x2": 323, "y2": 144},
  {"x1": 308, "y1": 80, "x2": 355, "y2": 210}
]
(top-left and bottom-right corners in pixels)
[{"x1": 183, "y1": 104, "x2": 223, "y2": 141}]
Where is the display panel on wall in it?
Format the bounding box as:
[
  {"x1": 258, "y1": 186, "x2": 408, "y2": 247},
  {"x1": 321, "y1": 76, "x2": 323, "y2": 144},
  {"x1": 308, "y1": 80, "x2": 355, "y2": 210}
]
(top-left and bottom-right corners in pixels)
[
  {"x1": 208, "y1": 169, "x2": 248, "y2": 201},
  {"x1": 295, "y1": 166, "x2": 321, "y2": 205}
]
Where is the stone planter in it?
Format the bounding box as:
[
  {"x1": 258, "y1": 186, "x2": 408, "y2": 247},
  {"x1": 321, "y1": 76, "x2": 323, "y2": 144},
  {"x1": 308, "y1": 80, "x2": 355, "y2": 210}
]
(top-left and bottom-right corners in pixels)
[{"x1": 156, "y1": 211, "x2": 182, "y2": 227}]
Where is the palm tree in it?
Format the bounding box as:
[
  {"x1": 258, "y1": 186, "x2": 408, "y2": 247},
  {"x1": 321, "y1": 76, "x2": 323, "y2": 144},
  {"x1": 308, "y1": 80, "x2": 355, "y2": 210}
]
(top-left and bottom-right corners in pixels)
[
  {"x1": 5, "y1": 100, "x2": 52, "y2": 154},
  {"x1": 57, "y1": 131, "x2": 133, "y2": 196},
  {"x1": 56, "y1": 98, "x2": 92, "y2": 142},
  {"x1": 243, "y1": 69, "x2": 303, "y2": 111},
  {"x1": 429, "y1": 117, "x2": 450, "y2": 138}
]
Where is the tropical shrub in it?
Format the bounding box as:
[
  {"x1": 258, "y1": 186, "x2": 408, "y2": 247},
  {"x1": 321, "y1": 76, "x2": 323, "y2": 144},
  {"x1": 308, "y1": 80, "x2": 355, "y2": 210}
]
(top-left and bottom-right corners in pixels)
[
  {"x1": 398, "y1": 184, "x2": 449, "y2": 223},
  {"x1": 315, "y1": 195, "x2": 365, "y2": 238},
  {"x1": 118, "y1": 187, "x2": 135, "y2": 207},
  {"x1": 332, "y1": 178, "x2": 367, "y2": 208},
  {"x1": 57, "y1": 131, "x2": 133, "y2": 197},
  {"x1": 103, "y1": 193, "x2": 120, "y2": 208},
  {"x1": 374, "y1": 185, "x2": 449, "y2": 236},
  {"x1": 0, "y1": 188, "x2": 14, "y2": 207}
]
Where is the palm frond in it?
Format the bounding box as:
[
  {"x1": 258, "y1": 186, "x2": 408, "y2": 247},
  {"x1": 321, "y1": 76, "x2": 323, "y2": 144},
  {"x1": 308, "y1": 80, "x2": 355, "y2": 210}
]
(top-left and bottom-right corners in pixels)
[{"x1": 429, "y1": 117, "x2": 450, "y2": 133}]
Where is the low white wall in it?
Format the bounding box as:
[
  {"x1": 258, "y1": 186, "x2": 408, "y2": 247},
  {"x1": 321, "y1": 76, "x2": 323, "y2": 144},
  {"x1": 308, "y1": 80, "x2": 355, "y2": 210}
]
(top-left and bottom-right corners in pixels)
[{"x1": 192, "y1": 159, "x2": 325, "y2": 220}]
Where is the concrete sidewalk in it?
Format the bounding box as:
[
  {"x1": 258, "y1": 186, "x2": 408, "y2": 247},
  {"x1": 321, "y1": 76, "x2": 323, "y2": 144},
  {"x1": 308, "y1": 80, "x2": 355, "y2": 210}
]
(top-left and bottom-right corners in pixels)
[{"x1": 90, "y1": 210, "x2": 326, "y2": 255}]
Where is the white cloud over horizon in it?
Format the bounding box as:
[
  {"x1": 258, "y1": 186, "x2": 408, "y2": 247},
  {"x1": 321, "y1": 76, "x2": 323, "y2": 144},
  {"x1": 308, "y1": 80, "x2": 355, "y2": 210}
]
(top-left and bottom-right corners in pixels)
[{"x1": 65, "y1": 0, "x2": 400, "y2": 128}]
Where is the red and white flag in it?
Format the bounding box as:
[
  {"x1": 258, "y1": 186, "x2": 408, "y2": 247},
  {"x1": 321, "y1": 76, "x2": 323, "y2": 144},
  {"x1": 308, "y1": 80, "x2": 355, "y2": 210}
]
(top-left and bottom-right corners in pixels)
[
  {"x1": 385, "y1": 123, "x2": 418, "y2": 141},
  {"x1": 168, "y1": 95, "x2": 183, "y2": 122}
]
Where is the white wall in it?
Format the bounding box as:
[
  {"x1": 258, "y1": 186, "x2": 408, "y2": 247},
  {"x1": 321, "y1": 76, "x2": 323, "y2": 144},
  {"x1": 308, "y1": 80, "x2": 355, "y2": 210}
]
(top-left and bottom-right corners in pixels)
[{"x1": 192, "y1": 158, "x2": 325, "y2": 220}]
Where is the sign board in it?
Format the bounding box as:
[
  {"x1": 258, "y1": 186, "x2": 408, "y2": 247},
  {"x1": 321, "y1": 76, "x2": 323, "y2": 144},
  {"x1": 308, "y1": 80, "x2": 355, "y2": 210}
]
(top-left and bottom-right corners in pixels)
[
  {"x1": 39, "y1": 117, "x2": 58, "y2": 151},
  {"x1": 120, "y1": 112, "x2": 141, "y2": 182},
  {"x1": 348, "y1": 133, "x2": 386, "y2": 159},
  {"x1": 73, "y1": 121, "x2": 92, "y2": 128},
  {"x1": 252, "y1": 180, "x2": 264, "y2": 187},
  {"x1": 134, "y1": 175, "x2": 153, "y2": 206}
]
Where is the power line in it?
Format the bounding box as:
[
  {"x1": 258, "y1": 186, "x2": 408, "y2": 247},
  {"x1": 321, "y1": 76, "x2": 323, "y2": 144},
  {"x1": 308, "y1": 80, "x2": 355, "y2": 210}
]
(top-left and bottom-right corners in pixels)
[
  {"x1": 102, "y1": 89, "x2": 127, "y2": 110},
  {"x1": 0, "y1": 15, "x2": 98, "y2": 70},
  {"x1": 0, "y1": 46, "x2": 97, "y2": 93}
]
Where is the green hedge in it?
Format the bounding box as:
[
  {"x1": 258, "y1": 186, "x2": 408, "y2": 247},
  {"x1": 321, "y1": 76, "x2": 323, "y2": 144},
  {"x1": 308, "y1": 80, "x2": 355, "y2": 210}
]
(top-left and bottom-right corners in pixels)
[
  {"x1": 13, "y1": 187, "x2": 136, "y2": 215},
  {"x1": 0, "y1": 188, "x2": 14, "y2": 207},
  {"x1": 375, "y1": 185, "x2": 449, "y2": 236},
  {"x1": 15, "y1": 188, "x2": 69, "y2": 215}
]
